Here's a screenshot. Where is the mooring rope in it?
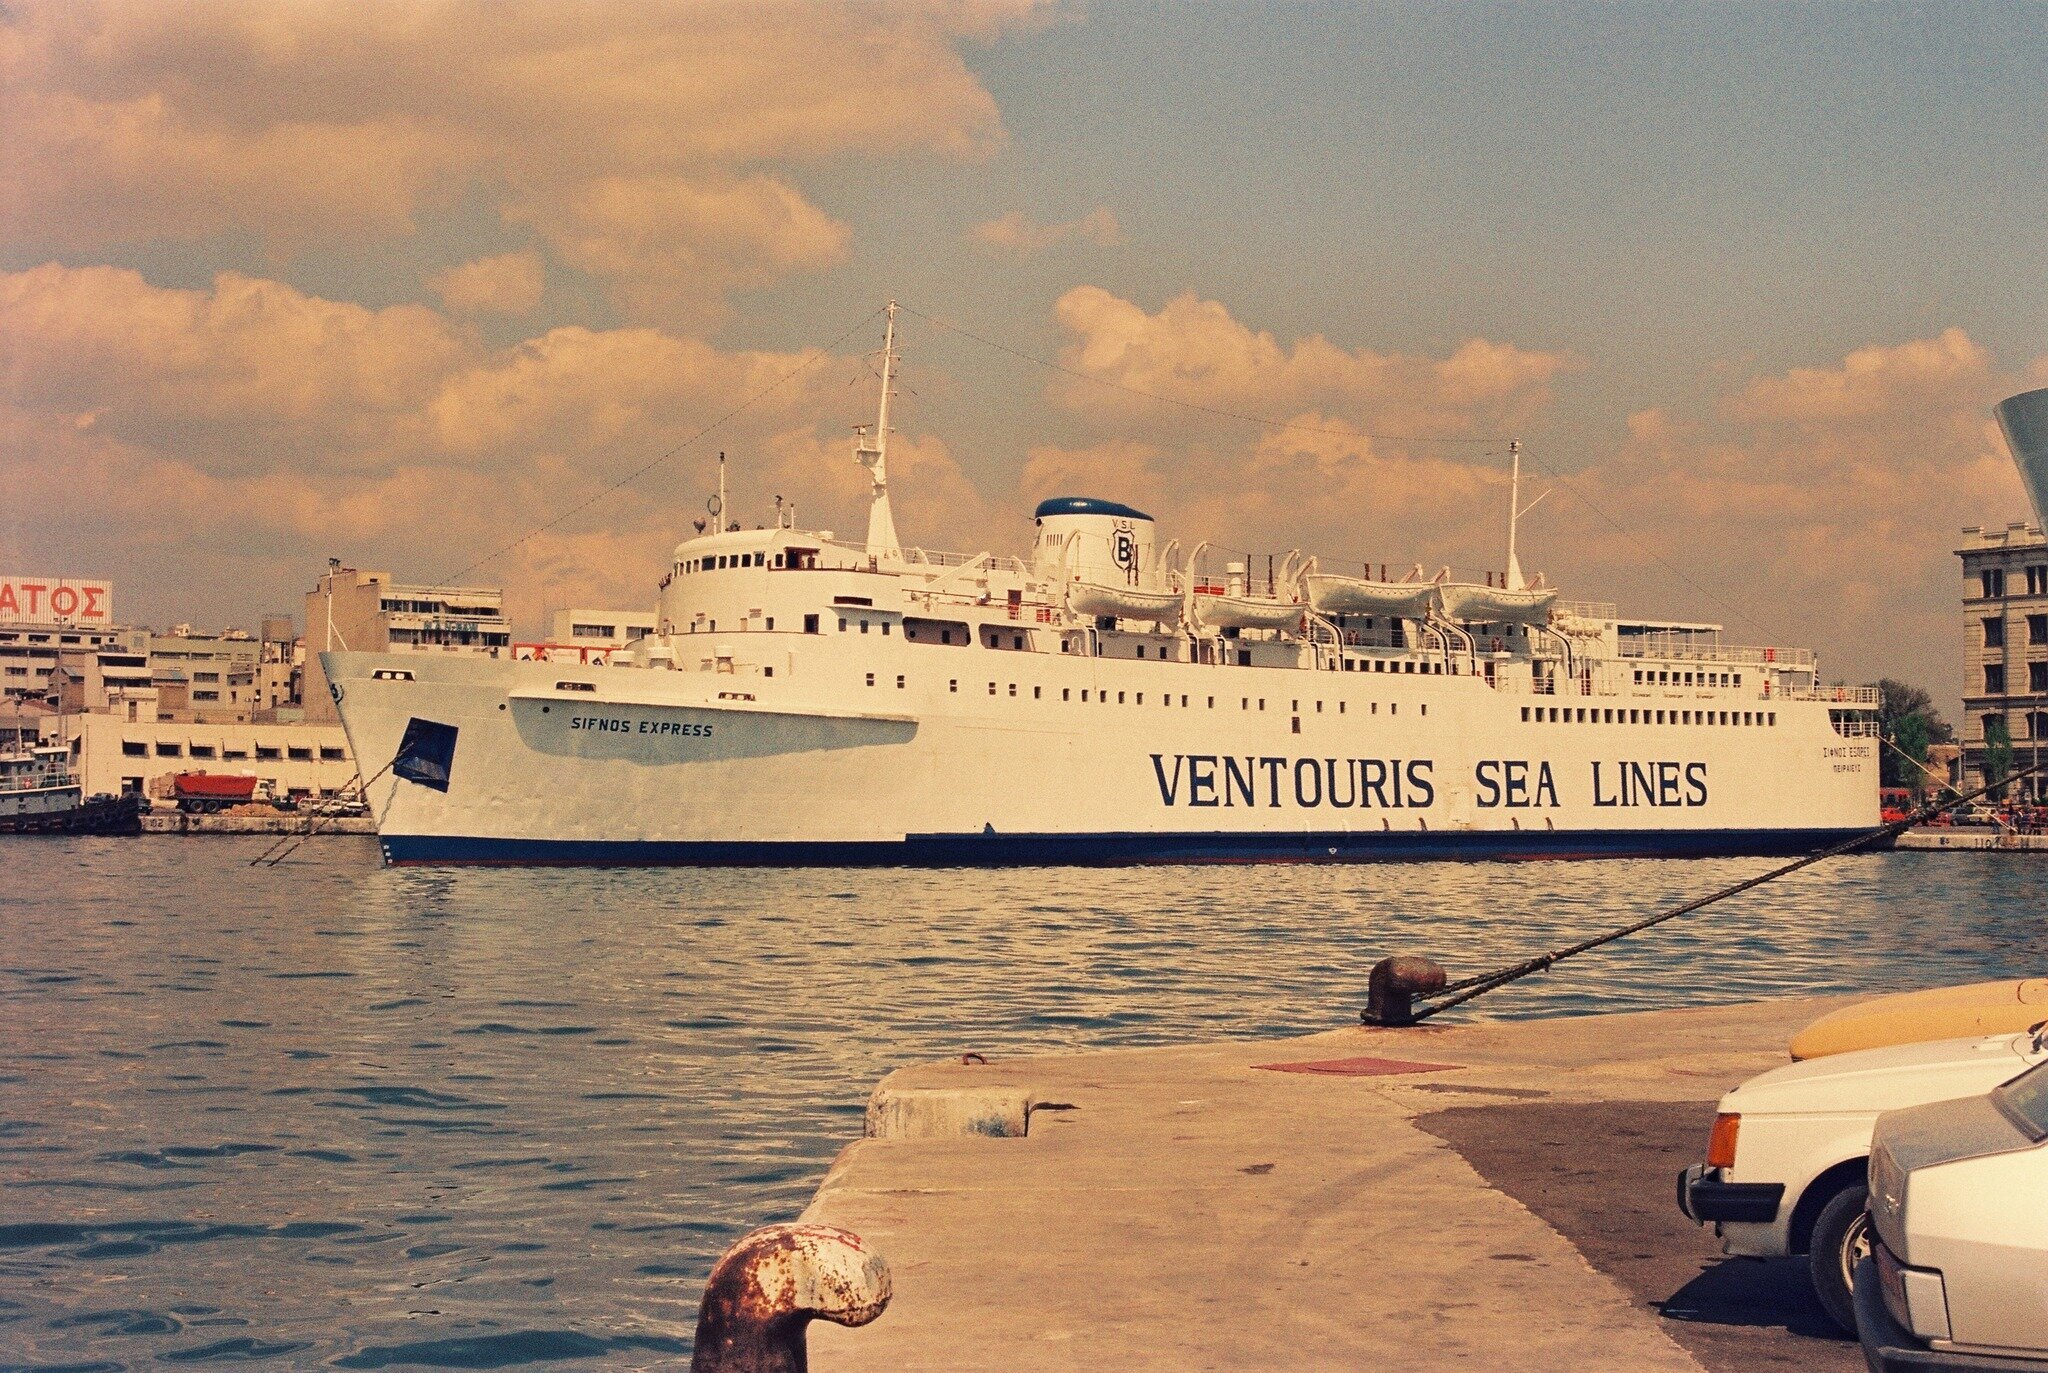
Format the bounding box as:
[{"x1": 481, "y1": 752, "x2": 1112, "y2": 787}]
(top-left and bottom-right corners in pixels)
[
  {"x1": 246, "y1": 756, "x2": 397, "y2": 867},
  {"x1": 1404, "y1": 757, "x2": 2048, "y2": 1023}
]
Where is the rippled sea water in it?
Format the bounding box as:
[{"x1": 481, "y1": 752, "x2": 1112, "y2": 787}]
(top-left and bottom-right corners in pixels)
[{"x1": 3, "y1": 837, "x2": 2045, "y2": 1369}]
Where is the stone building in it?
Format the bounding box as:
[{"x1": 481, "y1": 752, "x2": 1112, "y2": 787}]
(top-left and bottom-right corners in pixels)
[{"x1": 1959, "y1": 386, "x2": 2048, "y2": 796}]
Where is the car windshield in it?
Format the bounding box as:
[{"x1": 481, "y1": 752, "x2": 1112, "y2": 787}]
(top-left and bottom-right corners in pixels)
[{"x1": 1992, "y1": 1057, "x2": 2048, "y2": 1141}]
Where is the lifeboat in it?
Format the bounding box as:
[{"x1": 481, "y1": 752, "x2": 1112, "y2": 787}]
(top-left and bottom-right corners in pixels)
[
  {"x1": 1436, "y1": 583, "x2": 1559, "y2": 624},
  {"x1": 1304, "y1": 573, "x2": 1441, "y2": 620},
  {"x1": 1067, "y1": 580, "x2": 1184, "y2": 624},
  {"x1": 1191, "y1": 591, "x2": 1303, "y2": 630}
]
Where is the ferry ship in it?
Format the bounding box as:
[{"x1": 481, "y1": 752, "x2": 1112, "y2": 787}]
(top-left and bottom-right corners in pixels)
[{"x1": 325, "y1": 305, "x2": 1880, "y2": 866}]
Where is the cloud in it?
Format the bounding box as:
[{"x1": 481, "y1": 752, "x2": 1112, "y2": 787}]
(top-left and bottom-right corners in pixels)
[
  {"x1": 430, "y1": 251, "x2": 545, "y2": 316},
  {"x1": 0, "y1": 0, "x2": 1041, "y2": 321},
  {"x1": 970, "y1": 206, "x2": 1123, "y2": 256},
  {"x1": 0, "y1": 261, "x2": 981, "y2": 630},
  {"x1": 508, "y1": 174, "x2": 850, "y2": 327}
]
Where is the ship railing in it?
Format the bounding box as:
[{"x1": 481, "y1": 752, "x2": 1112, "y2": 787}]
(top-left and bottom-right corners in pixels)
[
  {"x1": 1829, "y1": 715, "x2": 1882, "y2": 737},
  {"x1": 1617, "y1": 635, "x2": 1816, "y2": 669},
  {"x1": 1552, "y1": 599, "x2": 1618, "y2": 622},
  {"x1": 1783, "y1": 684, "x2": 1881, "y2": 706}
]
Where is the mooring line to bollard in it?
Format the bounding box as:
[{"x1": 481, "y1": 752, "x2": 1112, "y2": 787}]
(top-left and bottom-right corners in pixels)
[
  {"x1": 1365, "y1": 758, "x2": 2048, "y2": 1026},
  {"x1": 246, "y1": 757, "x2": 396, "y2": 867}
]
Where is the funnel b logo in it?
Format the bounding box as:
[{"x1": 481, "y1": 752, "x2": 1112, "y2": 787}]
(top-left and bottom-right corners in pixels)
[{"x1": 1112, "y1": 522, "x2": 1136, "y2": 571}]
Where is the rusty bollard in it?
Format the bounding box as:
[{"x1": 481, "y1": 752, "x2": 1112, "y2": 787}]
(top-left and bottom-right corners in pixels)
[
  {"x1": 1361, "y1": 954, "x2": 1448, "y2": 1027},
  {"x1": 691, "y1": 1223, "x2": 892, "y2": 1373}
]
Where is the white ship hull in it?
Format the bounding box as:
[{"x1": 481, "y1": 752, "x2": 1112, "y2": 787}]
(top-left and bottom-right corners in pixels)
[{"x1": 326, "y1": 647, "x2": 1879, "y2": 866}]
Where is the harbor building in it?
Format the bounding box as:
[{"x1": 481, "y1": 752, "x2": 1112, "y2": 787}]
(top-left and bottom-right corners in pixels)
[
  {"x1": 547, "y1": 607, "x2": 657, "y2": 648},
  {"x1": 51, "y1": 704, "x2": 354, "y2": 802},
  {"x1": 1961, "y1": 388, "x2": 2048, "y2": 797},
  {"x1": 0, "y1": 575, "x2": 145, "y2": 702},
  {"x1": 301, "y1": 566, "x2": 512, "y2": 722}
]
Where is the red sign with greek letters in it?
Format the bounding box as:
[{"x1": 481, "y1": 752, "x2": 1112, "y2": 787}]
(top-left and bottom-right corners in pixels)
[{"x1": 0, "y1": 576, "x2": 114, "y2": 626}]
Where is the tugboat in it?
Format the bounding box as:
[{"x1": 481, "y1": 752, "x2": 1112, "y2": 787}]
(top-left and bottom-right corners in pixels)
[{"x1": 0, "y1": 742, "x2": 144, "y2": 834}]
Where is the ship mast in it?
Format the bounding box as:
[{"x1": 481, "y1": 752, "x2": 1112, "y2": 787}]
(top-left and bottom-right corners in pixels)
[
  {"x1": 1504, "y1": 439, "x2": 1525, "y2": 592},
  {"x1": 855, "y1": 301, "x2": 903, "y2": 559}
]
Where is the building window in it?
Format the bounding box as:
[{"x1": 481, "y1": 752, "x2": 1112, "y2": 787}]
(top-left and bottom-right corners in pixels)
[
  {"x1": 320, "y1": 747, "x2": 346, "y2": 761},
  {"x1": 121, "y1": 741, "x2": 147, "y2": 757},
  {"x1": 2033, "y1": 663, "x2": 2048, "y2": 694},
  {"x1": 1982, "y1": 568, "x2": 2006, "y2": 599},
  {"x1": 288, "y1": 746, "x2": 312, "y2": 760},
  {"x1": 1985, "y1": 617, "x2": 2006, "y2": 648},
  {"x1": 2032, "y1": 711, "x2": 2048, "y2": 740},
  {"x1": 2030, "y1": 615, "x2": 2047, "y2": 645},
  {"x1": 189, "y1": 745, "x2": 215, "y2": 759},
  {"x1": 1985, "y1": 664, "x2": 2007, "y2": 694},
  {"x1": 256, "y1": 745, "x2": 280, "y2": 760},
  {"x1": 154, "y1": 742, "x2": 182, "y2": 757},
  {"x1": 2030, "y1": 565, "x2": 2048, "y2": 596}
]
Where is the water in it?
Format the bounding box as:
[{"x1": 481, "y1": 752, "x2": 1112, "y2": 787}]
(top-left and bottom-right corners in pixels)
[{"x1": 2, "y1": 838, "x2": 2044, "y2": 1369}]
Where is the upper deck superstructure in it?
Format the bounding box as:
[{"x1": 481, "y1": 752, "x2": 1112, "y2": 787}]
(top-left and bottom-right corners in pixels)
[{"x1": 325, "y1": 304, "x2": 1880, "y2": 865}]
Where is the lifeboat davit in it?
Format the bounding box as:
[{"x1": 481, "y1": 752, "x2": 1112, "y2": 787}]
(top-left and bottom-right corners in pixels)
[
  {"x1": 1191, "y1": 592, "x2": 1302, "y2": 630},
  {"x1": 1068, "y1": 580, "x2": 1183, "y2": 624},
  {"x1": 1436, "y1": 583, "x2": 1559, "y2": 624},
  {"x1": 1304, "y1": 574, "x2": 1441, "y2": 619}
]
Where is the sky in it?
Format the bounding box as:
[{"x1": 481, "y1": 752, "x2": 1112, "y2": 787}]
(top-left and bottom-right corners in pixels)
[{"x1": 3, "y1": 0, "x2": 2045, "y2": 718}]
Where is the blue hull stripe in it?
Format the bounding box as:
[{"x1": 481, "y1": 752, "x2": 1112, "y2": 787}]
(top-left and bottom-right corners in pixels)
[{"x1": 379, "y1": 827, "x2": 1883, "y2": 867}]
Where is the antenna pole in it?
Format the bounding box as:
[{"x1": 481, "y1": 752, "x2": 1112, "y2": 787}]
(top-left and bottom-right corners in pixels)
[
  {"x1": 718, "y1": 452, "x2": 728, "y2": 532},
  {"x1": 857, "y1": 302, "x2": 903, "y2": 559},
  {"x1": 1504, "y1": 439, "x2": 1525, "y2": 592}
]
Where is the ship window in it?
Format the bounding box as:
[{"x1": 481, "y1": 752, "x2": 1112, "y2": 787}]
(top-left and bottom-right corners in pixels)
[
  {"x1": 860, "y1": 620, "x2": 869, "y2": 633},
  {"x1": 1033, "y1": 686, "x2": 1041, "y2": 699},
  {"x1": 1767, "y1": 712, "x2": 1776, "y2": 725},
  {"x1": 1421, "y1": 704, "x2": 1427, "y2": 717},
  {"x1": 838, "y1": 618, "x2": 847, "y2": 632},
  {"x1": 1315, "y1": 701, "x2": 1323, "y2": 713},
  {"x1": 1063, "y1": 689, "x2": 1071, "y2": 701},
  {"x1": 1136, "y1": 692, "x2": 1144, "y2": 704},
  {"x1": 898, "y1": 675, "x2": 906, "y2": 689},
  {"x1": 1291, "y1": 717, "x2": 1301, "y2": 734},
  {"x1": 866, "y1": 673, "x2": 875, "y2": 686},
  {"x1": 1520, "y1": 707, "x2": 1530, "y2": 722},
  {"x1": 1292, "y1": 700, "x2": 1299, "y2": 712},
  {"x1": 1083, "y1": 690, "x2": 1090, "y2": 702},
  {"x1": 881, "y1": 623, "x2": 889, "y2": 636},
  {"x1": 1010, "y1": 684, "x2": 1018, "y2": 697},
  {"x1": 1241, "y1": 697, "x2": 1248, "y2": 710},
  {"x1": 1338, "y1": 701, "x2": 1346, "y2": 714},
  {"x1": 773, "y1": 554, "x2": 784, "y2": 568},
  {"x1": 1118, "y1": 691, "x2": 1126, "y2": 704},
  {"x1": 1014, "y1": 636, "x2": 1023, "y2": 650},
  {"x1": 1390, "y1": 703, "x2": 1398, "y2": 715},
  {"x1": 949, "y1": 680, "x2": 958, "y2": 692},
  {"x1": 1258, "y1": 699, "x2": 1265, "y2": 710},
  {"x1": 988, "y1": 682, "x2": 996, "y2": 695},
  {"x1": 804, "y1": 615, "x2": 819, "y2": 634}
]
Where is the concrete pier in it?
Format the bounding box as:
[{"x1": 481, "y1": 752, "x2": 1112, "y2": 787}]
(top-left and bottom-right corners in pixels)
[
  {"x1": 137, "y1": 812, "x2": 375, "y2": 835},
  {"x1": 804, "y1": 996, "x2": 1865, "y2": 1371}
]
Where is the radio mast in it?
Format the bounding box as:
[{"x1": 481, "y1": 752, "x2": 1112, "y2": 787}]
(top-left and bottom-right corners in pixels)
[{"x1": 855, "y1": 301, "x2": 903, "y2": 559}]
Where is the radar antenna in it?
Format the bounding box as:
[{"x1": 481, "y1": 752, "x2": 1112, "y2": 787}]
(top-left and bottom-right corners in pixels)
[{"x1": 854, "y1": 302, "x2": 903, "y2": 559}]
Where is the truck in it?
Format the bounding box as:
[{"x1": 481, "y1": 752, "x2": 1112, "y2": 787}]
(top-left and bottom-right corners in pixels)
[{"x1": 168, "y1": 771, "x2": 260, "y2": 814}]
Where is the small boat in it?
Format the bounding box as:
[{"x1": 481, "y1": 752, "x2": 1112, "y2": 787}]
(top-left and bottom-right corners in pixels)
[
  {"x1": 1304, "y1": 573, "x2": 1441, "y2": 620},
  {"x1": 1436, "y1": 583, "x2": 1559, "y2": 624},
  {"x1": 1788, "y1": 979, "x2": 2048, "y2": 1060},
  {"x1": 1191, "y1": 591, "x2": 1302, "y2": 631},
  {"x1": 1067, "y1": 580, "x2": 1183, "y2": 624},
  {"x1": 0, "y1": 743, "x2": 144, "y2": 835}
]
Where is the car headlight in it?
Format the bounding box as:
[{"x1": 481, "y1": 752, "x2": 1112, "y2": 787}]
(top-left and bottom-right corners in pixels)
[{"x1": 1869, "y1": 1141, "x2": 1905, "y2": 1223}]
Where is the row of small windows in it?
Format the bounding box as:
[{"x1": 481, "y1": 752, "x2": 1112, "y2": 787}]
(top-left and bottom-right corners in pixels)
[
  {"x1": 1979, "y1": 567, "x2": 2048, "y2": 599},
  {"x1": 119, "y1": 740, "x2": 345, "y2": 760},
  {"x1": 1633, "y1": 669, "x2": 1742, "y2": 688},
  {"x1": 1522, "y1": 705, "x2": 1776, "y2": 727},
  {"x1": 1984, "y1": 711, "x2": 2048, "y2": 739},
  {"x1": 1982, "y1": 614, "x2": 2048, "y2": 648},
  {"x1": 1982, "y1": 663, "x2": 2048, "y2": 694},
  {"x1": 859, "y1": 674, "x2": 1424, "y2": 718}
]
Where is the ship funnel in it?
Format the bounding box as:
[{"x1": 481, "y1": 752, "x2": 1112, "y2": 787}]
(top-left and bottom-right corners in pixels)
[
  {"x1": 1030, "y1": 497, "x2": 1161, "y2": 589},
  {"x1": 1995, "y1": 387, "x2": 2048, "y2": 528}
]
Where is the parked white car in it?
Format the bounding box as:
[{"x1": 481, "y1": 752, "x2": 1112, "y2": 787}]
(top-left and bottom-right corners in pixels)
[
  {"x1": 1678, "y1": 1027, "x2": 2046, "y2": 1332},
  {"x1": 1856, "y1": 1056, "x2": 2048, "y2": 1370}
]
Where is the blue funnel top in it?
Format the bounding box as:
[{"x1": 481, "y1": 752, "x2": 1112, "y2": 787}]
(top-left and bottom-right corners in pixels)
[
  {"x1": 1032, "y1": 496, "x2": 1153, "y2": 522},
  {"x1": 1995, "y1": 387, "x2": 2048, "y2": 528}
]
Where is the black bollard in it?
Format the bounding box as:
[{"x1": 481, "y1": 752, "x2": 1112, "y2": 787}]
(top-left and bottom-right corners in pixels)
[
  {"x1": 692, "y1": 1223, "x2": 892, "y2": 1373},
  {"x1": 1361, "y1": 955, "x2": 1449, "y2": 1027}
]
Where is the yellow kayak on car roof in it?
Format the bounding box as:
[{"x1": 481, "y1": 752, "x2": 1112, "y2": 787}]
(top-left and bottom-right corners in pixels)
[{"x1": 1789, "y1": 978, "x2": 2048, "y2": 1060}]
